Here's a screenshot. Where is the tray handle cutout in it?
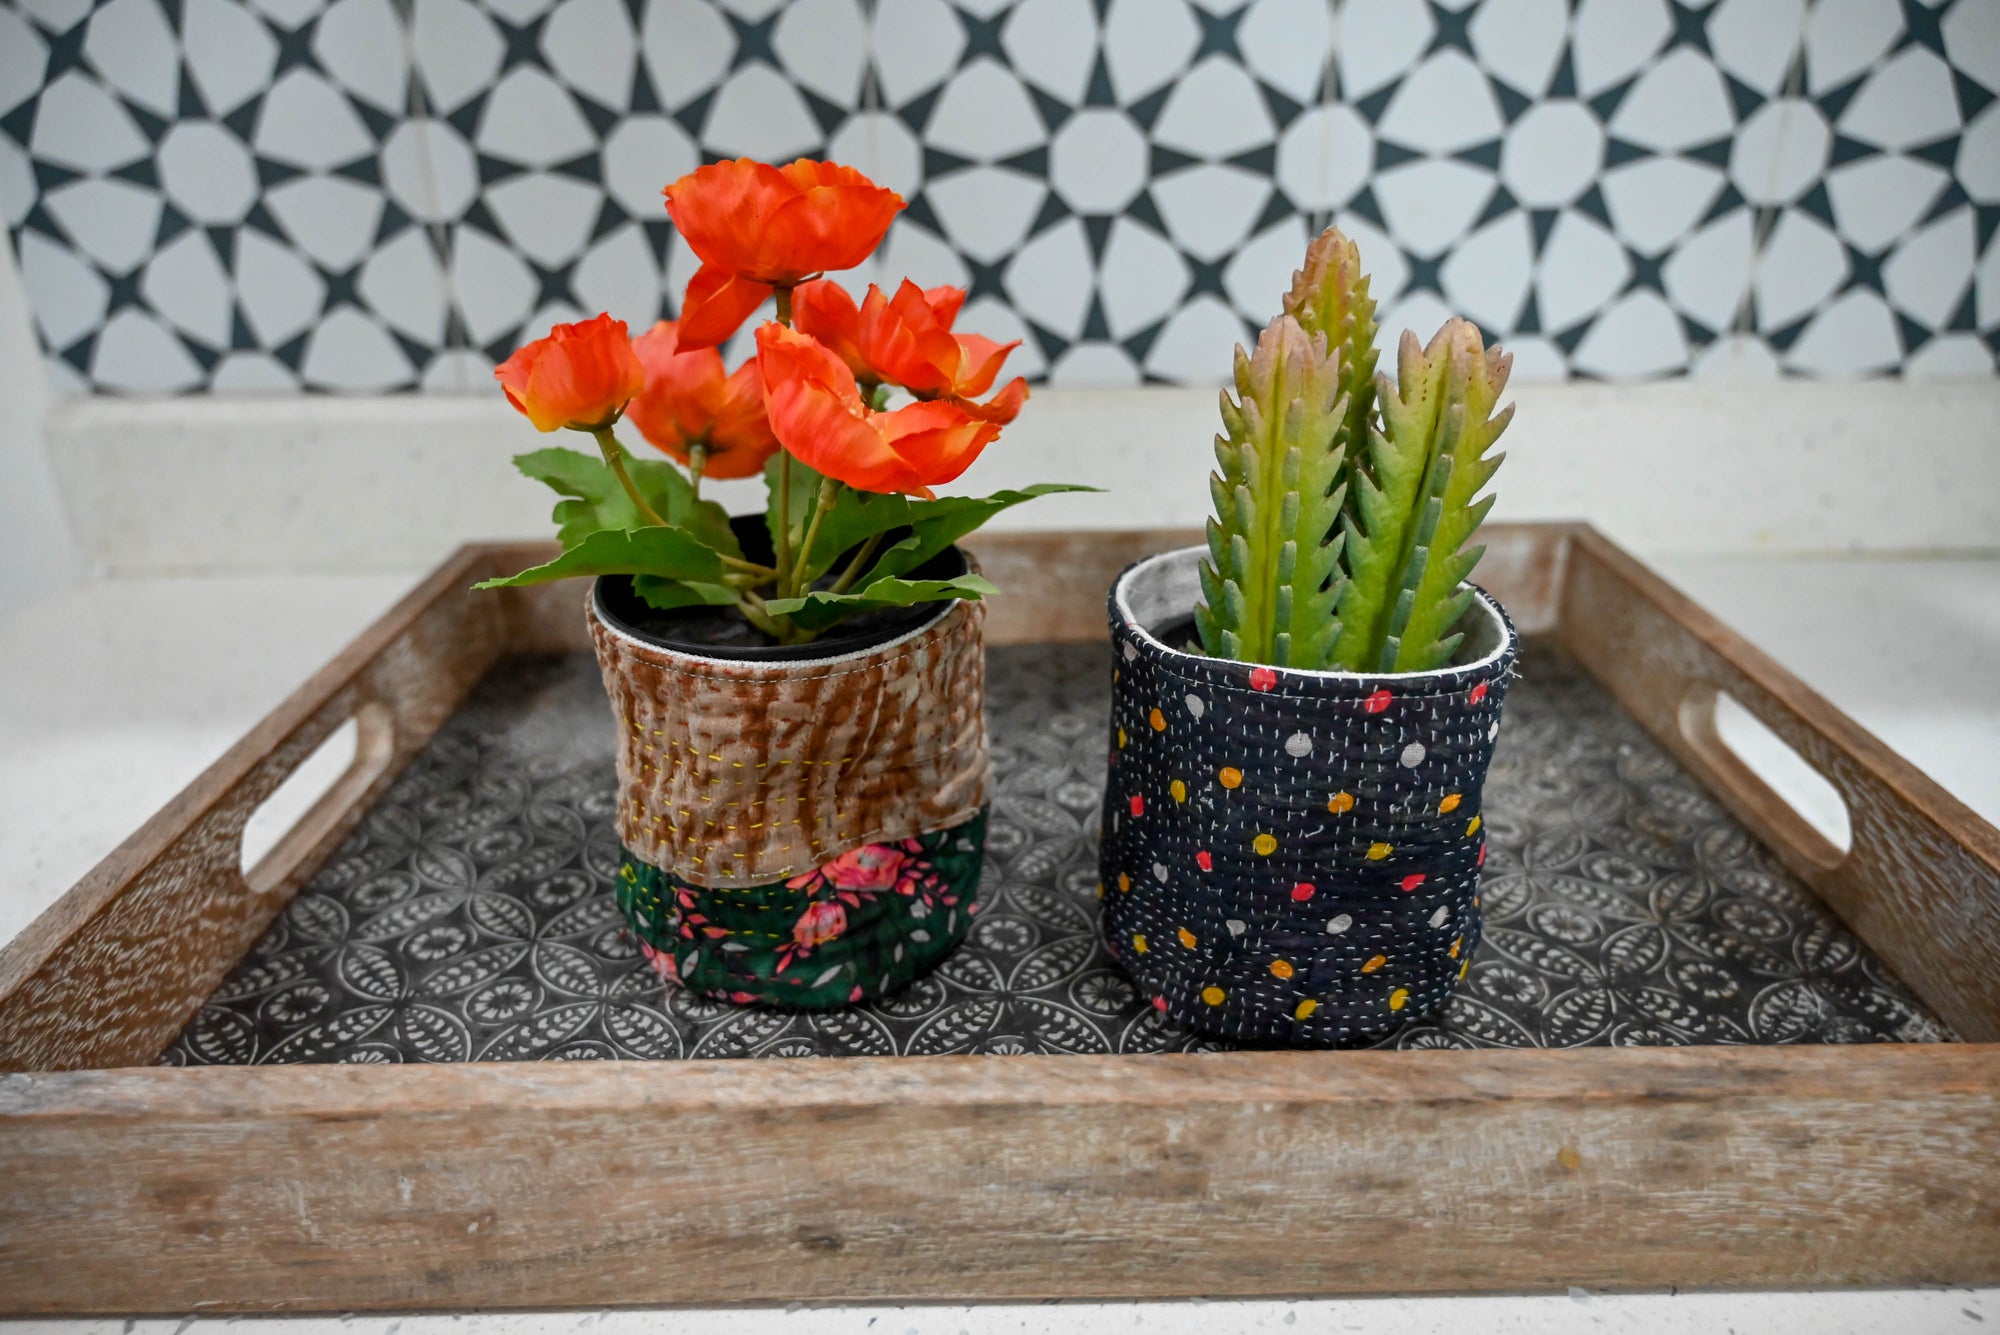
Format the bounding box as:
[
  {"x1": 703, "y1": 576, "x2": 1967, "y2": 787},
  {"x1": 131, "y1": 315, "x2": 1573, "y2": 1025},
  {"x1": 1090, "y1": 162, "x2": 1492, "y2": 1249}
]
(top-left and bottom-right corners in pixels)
[
  {"x1": 1677, "y1": 684, "x2": 1852, "y2": 873},
  {"x1": 241, "y1": 699, "x2": 397, "y2": 896}
]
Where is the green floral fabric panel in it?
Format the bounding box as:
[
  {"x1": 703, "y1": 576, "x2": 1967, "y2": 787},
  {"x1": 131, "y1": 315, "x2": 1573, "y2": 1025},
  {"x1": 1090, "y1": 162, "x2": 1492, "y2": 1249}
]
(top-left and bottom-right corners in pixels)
[{"x1": 618, "y1": 811, "x2": 989, "y2": 1009}]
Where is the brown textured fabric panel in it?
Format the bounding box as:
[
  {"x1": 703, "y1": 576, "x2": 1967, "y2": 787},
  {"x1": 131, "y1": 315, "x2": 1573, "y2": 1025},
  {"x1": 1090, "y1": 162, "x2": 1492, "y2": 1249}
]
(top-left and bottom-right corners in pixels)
[{"x1": 588, "y1": 594, "x2": 990, "y2": 887}]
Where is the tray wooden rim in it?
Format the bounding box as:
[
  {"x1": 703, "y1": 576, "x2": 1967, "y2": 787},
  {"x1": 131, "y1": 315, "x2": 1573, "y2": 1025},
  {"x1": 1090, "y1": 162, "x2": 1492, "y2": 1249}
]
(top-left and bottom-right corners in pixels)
[{"x1": 2, "y1": 522, "x2": 1997, "y2": 1310}]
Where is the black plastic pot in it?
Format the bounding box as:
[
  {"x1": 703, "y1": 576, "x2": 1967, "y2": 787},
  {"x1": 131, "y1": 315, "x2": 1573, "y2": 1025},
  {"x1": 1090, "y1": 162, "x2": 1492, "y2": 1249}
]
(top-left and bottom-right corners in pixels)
[{"x1": 1099, "y1": 545, "x2": 1519, "y2": 1047}]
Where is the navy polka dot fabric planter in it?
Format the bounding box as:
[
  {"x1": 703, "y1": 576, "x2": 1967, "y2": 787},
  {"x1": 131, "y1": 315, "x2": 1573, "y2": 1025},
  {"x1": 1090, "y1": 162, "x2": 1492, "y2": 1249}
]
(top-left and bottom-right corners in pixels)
[{"x1": 1099, "y1": 547, "x2": 1520, "y2": 1048}]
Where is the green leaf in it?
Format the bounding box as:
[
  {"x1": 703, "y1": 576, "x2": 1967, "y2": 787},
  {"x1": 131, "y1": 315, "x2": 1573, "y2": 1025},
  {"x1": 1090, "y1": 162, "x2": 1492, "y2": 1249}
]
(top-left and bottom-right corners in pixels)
[
  {"x1": 473, "y1": 525, "x2": 729, "y2": 590},
  {"x1": 761, "y1": 571, "x2": 1000, "y2": 635},
  {"x1": 867, "y1": 484, "x2": 1096, "y2": 582},
  {"x1": 632, "y1": 576, "x2": 739, "y2": 612},
  {"x1": 515, "y1": 445, "x2": 741, "y2": 559}
]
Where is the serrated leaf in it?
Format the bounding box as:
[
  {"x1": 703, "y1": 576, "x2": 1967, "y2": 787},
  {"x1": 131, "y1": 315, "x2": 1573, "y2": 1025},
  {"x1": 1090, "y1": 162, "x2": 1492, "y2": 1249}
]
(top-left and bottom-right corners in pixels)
[
  {"x1": 761, "y1": 571, "x2": 999, "y2": 633},
  {"x1": 513, "y1": 445, "x2": 741, "y2": 558},
  {"x1": 473, "y1": 525, "x2": 729, "y2": 590}
]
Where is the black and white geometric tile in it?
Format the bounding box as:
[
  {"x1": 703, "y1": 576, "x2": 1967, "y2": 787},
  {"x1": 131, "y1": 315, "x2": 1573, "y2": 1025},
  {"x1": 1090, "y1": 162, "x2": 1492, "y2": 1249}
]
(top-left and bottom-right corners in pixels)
[{"x1": 2, "y1": 0, "x2": 1997, "y2": 392}]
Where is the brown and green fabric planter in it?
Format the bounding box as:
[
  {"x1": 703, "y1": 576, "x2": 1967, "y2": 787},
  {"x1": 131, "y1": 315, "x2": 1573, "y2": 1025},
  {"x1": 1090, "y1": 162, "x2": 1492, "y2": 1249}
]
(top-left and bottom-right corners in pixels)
[{"x1": 587, "y1": 525, "x2": 991, "y2": 1010}]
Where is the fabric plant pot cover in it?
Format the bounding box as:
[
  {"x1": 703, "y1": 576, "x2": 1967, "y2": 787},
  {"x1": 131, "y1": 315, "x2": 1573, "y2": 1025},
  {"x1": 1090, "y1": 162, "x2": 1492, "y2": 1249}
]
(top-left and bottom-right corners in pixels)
[
  {"x1": 588, "y1": 553, "x2": 990, "y2": 1010},
  {"x1": 1099, "y1": 545, "x2": 1519, "y2": 1047}
]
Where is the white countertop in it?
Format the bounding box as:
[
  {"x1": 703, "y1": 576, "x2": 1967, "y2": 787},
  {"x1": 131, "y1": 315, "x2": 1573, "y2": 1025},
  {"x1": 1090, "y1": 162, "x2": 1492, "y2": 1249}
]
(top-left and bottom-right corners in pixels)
[{"x1": 2, "y1": 554, "x2": 1996, "y2": 1332}]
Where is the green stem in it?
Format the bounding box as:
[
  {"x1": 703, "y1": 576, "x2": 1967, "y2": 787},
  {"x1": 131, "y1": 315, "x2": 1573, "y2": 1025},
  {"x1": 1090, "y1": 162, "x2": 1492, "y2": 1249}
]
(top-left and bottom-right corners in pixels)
[
  {"x1": 827, "y1": 531, "x2": 884, "y2": 596},
  {"x1": 775, "y1": 452, "x2": 795, "y2": 592},
  {"x1": 790, "y1": 477, "x2": 840, "y2": 600},
  {"x1": 774, "y1": 285, "x2": 793, "y2": 326},
  {"x1": 687, "y1": 443, "x2": 707, "y2": 501},
  {"x1": 590, "y1": 426, "x2": 666, "y2": 528}
]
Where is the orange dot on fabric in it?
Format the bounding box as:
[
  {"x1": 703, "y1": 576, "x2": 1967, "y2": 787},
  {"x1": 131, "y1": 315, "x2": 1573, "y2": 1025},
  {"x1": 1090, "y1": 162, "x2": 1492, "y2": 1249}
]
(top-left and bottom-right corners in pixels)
[
  {"x1": 1149, "y1": 707, "x2": 1166, "y2": 731},
  {"x1": 1294, "y1": 998, "x2": 1318, "y2": 1020},
  {"x1": 1450, "y1": 937, "x2": 1462, "y2": 959},
  {"x1": 1328, "y1": 790, "x2": 1355, "y2": 813},
  {"x1": 1439, "y1": 793, "x2": 1462, "y2": 813},
  {"x1": 1201, "y1": 986, "x2": 1226, "y2": 1006},
  {"x1": 1177, "y1": 927, "x2": 1197, "y2": 949},
  {"x1": 1362, "y1": 955, "x2": 1386, "y2": 974},
  {"x1": 1367, "y1": 841, "x2": 1392, "y2": 860},
  {"x1": 1467, "y1": 815, "x2": 1482, "y2": 836},
  {"x1": 1270, "y1": 959, "x2": 1294, "y2": 979},
  {"x1": 1219, "y1": 766, "x2": 1243, "y2": 789},
  {"x1": 1253, "y1": 832, "x2": 1278, "y2": 856},
  {"x1": 1389, "y1": 988, "x2": 1409, "y2": 1011},
  {"x1": 1170, "y1": 779, "x2": 1187, "y2": 803},
  {"x1": 1132, "y1": 934, "x2": 1148, "y2": 954},
  {"x1": 1117, "y1": 873, "x2": 1131, "y2": 892}
]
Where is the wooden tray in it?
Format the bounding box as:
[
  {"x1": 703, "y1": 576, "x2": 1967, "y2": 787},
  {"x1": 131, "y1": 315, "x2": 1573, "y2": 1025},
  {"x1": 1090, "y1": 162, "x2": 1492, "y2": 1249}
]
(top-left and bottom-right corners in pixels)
[{"x1": 2, "y1": 524, "x2": 1996, "y2": 1310}]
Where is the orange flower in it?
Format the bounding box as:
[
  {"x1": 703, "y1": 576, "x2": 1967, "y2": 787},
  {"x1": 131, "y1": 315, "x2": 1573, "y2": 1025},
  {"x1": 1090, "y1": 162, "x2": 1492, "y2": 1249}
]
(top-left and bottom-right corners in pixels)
[
  {"x1": 793, "y1": 278, "x2": 962, "y2": 383},
  {"x1": 665, "y1": 159, "x2": 903, "y2": 350},
  {"x1": 858, "y1": 280, "x2": 1028, "y2": 424},
  {"x1": 755, "y1": 322, "x2": 999, "y2": 499},
  {"x1": 494, "y1": 313, "x2": 645, "y2": 432},
  {"x1": 625, "y1": 321, "x2": 778, "y2": 479}
]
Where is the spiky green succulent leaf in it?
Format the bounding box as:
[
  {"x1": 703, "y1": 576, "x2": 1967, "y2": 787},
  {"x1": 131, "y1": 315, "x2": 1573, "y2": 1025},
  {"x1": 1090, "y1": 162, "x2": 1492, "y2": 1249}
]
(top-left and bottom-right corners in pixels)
[
  {"x1": 1284, "y1": 226, "x2": 1378, "y2": 495},
  {"x1": 1329, "y1": 324, "x2": 1455, "y2": 670},
  {"x1": 1193, "y1": 313, "x2": 1349, "y2": 667},
  {"x1": 1383, "y1": 319, "x2": 1512, "y2": 671}
]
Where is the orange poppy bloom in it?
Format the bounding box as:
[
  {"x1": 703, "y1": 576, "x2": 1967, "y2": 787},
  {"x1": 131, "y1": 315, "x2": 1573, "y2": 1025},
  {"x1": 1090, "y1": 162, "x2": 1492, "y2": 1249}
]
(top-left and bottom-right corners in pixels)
[
  {"x1": 625, "y1": 321, "x2": 779, "y2": 479},
  {"x1": 665, "y1": 159, "x2": 903, "y2": 350},
  {"x1": 494, "y1": 312, "x2": 645, "y2": 432},
  {"x1": 858, "y1": 279, "x2": 1028, "y2": 424},
  {"x1": 755, "y1": 323, "x2": 1000, "y2": 499},
  {"x1": 793, "y1": 278, "x2": 963, "y2": 383}
]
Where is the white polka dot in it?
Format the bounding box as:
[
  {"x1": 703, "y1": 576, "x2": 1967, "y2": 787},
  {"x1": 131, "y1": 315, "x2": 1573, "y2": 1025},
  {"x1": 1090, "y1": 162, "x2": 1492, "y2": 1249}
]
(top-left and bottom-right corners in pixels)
[
  {"x1": 1122, "y1": 641, "x2": 1138, "y2": 661},
  {"x1": 1185, "y1": 692, "x2": 1205, "y2": 718},
  {"x1": 1225, "y1": 918, "x2": 1246, "y2": 938},
  {"x1": 1327, "y1": 913, "x2": 1352, "y2": 934},
  {"x1": 1400, "y1": 741, "x2": 1426, "y2": 767},
  {"x1": 1489, "y1": 720, "x2": 1500, "y2": 740},
  {"x1": 1429, "y1": 905, "x2": 1449, "y2": 929},
  {"x1": 1284, "y1": 731, "x2": 1313, "y2": 757},
  {"x1": 1152, "y1": 862, "x2": 1169, "y2": 883}
]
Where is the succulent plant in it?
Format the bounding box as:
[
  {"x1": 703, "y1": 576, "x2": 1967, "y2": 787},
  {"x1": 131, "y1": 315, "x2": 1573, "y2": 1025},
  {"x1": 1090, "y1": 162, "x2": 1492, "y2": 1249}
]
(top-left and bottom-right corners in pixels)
[{"x1": 1195, "y1": 227, "x2": 1513, "y2": 674}]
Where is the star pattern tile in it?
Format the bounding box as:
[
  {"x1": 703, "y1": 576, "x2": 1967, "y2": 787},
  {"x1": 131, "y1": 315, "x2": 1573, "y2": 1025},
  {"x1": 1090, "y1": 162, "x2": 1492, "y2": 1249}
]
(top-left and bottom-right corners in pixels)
[{"x1": 1, "y1": 0, "x2": 1996, "y2": 392}]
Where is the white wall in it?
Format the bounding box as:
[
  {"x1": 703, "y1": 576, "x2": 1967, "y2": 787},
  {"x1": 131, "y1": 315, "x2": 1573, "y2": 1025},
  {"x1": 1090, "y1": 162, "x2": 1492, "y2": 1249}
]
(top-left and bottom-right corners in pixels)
[{"x1": 0, "y1": 245, "x2": 76, "y2": 616}]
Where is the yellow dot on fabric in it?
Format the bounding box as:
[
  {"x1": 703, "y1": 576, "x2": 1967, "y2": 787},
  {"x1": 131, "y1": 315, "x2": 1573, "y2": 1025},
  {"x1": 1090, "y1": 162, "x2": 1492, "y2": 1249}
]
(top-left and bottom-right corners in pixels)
[
  {"x1": 1117, "y1": 873, "x2": 1131, "y2": 892},
  {"x1": 1095, "y1": 882, "x2": 1104, "y2": 900},
  {"x1": 1439, "y1": 793, "x2": 1461, "y2": 813},
  {"x1": 1361, "y1": 954, "x2": 1386, "y2": 974},
  {"x1": 1219, "y1": 766, "x2": 1243, "y2": 789},
  {"x1": 1270, "y1": 959, "x2": 1294, "y2": 980},
  {"x1": 1133, "y1": 934, "x2": 1148, "y2": 954},
  {"x1": 1201, "y1": 986, "x2": 1226, "y2": 1007},
  {"x1": 1389, "y1": 988, "x2": 1409, "y2": 1011},
  {"x1": 1170, "y1": 779, "x2": 1187, "y2": 803},
  {"x1": 1253, "y1": 832, "x2": 1278, "y2": 856},
  {"x1": 1367, "y1": 841, "x2": 1391, "y2": 860},
  {"x1": 1149, "y1": 707, "x2": 1166, "y2": 731},
  {"x1": 1117, "y1": 728, "x2": 1127, "y2": 748},
  {"x1": 1327, "y1": 790, "x2": 1355, "y2": 813},
  {"x1": 1459, "y1": 958, "x2": 1471, "y2": 979},
  {"x1": 1467, "y1": 815, "x2": 1482, "y2": 836},
  {"x1": 1294, "y1": 998, "x2": 1318, "y2": 1020},
  {"x1": 1178, "y1": 927, "x2": 1197, "y2": 949}
]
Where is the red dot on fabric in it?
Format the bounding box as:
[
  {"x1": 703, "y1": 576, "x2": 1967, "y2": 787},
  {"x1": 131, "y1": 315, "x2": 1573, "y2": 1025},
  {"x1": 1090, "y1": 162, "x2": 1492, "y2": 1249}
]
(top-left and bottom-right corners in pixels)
[
  {"x1": 1196, "y1": 850, "x2": 1214, "y2": 871},
  {"x1": 1401, "y1": 874, "x2": 1425, "y2": 892},
  {"x1": 1470, "y1": 682, "x2": 1488, "y2": 704},
  {"x1": 1291, "y1": 882, "x2": 1315, "y2": 901},
  {"x1": 1153, "y1": 995, "x2": 1168, "y2": 1012},
  {"x1": 1249, "y1": 666, "x2": 1278, "y2": 691},
  {"x1": 1129, "y1": 794, "x2": 1145, "y2": 816},
  {"x1": 1364, "y1": 689, "x2": 1393, "y2": 714}
]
